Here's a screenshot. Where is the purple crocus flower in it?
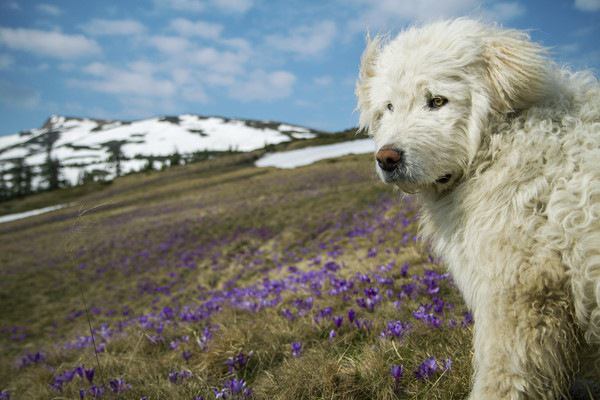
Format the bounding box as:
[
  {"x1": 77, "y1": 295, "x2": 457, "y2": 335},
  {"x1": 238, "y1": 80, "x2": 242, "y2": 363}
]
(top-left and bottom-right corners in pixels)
[
  {"x1": 0, "y1": 390, "x2": 10, "y2": 400},
  {"x1": 462, "y1": 311, "x2": 474, "y2": 326},
  {"x1": 109, "y1": 378, "x2": 131, "y2": 394},
  {"x1": 415, "y1": 357, "x2": 438, "y2": 379},
  {"x1": 85, "y1": 368, "x2": 95, "y2": 384},
  {"x1": 225, "y1": 351, "x2": 252, "y2": 372},
  {"x1": 214, "y1": 378, "x2": 252, "y2": 399},
  {"x1": 348, "y1": 309, "x2": 356, "y2": 323},
  {"x1": 390, "y1": 364, "x2": 404, "y2": 381},
  {"x1": 400, "y1": 262, "x2": 410, "y2": 277},
  {"x1": 333, "y1": 315, "x2": 343, "y2": 328},
  {"x1": 88, "y1": 385, "x2": 104, "y2": 398},
  {"x1": 291, "y1": 341, "x2": 302, "y2": 357},
  {"x1": 381, "y1": 321, "x2": 411, "y2": 339},
  {"x1": 328, "y1": 329, "x2": 336, "y2": 340}
]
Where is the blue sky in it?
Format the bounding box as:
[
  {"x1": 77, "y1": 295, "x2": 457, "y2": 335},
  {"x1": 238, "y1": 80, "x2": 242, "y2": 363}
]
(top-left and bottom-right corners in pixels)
[{"x1": 0, "y1": 0, "x2": 598, "y2": 135}]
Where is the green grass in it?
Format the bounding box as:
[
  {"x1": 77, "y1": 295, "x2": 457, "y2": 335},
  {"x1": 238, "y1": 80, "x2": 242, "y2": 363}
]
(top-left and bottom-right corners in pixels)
[{"x1": 0, "y1": 153, "x2": 473, "y2": 399}]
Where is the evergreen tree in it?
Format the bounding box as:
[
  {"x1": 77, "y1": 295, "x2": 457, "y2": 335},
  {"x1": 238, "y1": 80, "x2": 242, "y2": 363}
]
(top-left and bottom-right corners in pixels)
[
  {"x1": 10, "y1": 159, "x2": 25, "y2": 197},
  {"x1": 42, "y1": 156, "x2": 61, "y2": 190},
  {"x1": 169, "y1": 150, "x2": 182, "y2": 167},
  {"x1": 0, "y1": 169, "x2": 8, "y2": 201},
  {"x1": 22, "y1": 163, "x2": 33, "y2": 195},
  {"x1": 105, "y1": 140, "x2": 127, "y2": 177},
  {"x1": 143, "y1": 156, "x2": 155, "y2": 172}
]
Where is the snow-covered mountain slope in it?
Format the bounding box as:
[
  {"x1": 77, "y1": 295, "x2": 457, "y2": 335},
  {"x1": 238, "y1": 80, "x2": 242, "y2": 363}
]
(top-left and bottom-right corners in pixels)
[{"x1": 0, "y1": 114, "x2": 320, "y2": 189}]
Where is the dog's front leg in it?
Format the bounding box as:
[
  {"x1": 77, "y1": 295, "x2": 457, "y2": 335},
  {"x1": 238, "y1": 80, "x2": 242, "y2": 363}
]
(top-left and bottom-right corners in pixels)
[{"x1": 467, "y1": 284, "x2": 579, "y2": 400}]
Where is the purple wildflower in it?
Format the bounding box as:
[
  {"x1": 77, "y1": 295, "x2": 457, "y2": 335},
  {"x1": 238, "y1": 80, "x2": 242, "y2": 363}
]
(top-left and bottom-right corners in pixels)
[
  {"x1": 85, "y1": 368, "x2": 95, "y2": 383},
  {"x1": 88, "y1": 385, "x2": 104, "y2": 398},
  {"x1": 18, "y1": 351, "x2": 45, "y2": 368},
  {"x1": 168, "y1": 369, "x2": 192, "y2": 384},
  {"x1": 415, "y1": 357, "x2": 438, "y2": 379},
  {"x1": 323, "y1": 261, "x2": 340, "y2": 272},
  {"x1": 0, "y1": 390, "x2": 9, "y2": 400},
  {"x1": 390, "y1": 364, "x2": 404, "y2": 381},
  {"x1": 214, "y1": 378, "x2": 252, "y2": 399},
  {"x1": 333, "y1": 315, "x2": 343, "y2": 328},
  {"x1": 109, "y1": 378, "x2": 131, "y2": 394},
  {"x1": 400, "y1": 262, "x2": 410, "y2": 277},
  {"x1": 328, "y1": 329, "x2": 336, "y2": 340},
  {"x1": 225, "y1": 351, "x2": 252, "y2": 372},
  {"x1": 381, "y1": 321, "x2": 411, "y2": 339},
  {"x1": 291, "y1": 341, "x2": 302, "y2": 357},
  {"x1": 182, "y1": 350, "x2": 192, "y2": 361},
  {"x1": 347, "y1": 309, "x2": 356, "y2": 323},
  {"x1": 462, "y1": 311, "x2": 474, "y2": 326}
]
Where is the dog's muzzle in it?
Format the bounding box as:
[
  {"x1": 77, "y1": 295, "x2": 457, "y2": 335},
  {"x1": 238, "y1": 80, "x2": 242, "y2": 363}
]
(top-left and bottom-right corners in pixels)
[{"x1": 375, "y1": 145, "x2": 403, "y2": 172}]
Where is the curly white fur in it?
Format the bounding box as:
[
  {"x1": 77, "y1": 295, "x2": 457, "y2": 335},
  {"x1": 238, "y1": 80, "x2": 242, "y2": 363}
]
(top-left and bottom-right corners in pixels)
[{"x1": 356, "y1": 19, "x2": 600, "y2": 399}]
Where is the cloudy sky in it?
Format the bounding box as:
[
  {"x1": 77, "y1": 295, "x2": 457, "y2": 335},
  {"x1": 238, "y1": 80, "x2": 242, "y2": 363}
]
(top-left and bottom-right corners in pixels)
[{"x1": 0, "y1": 0, "x2": 598, "y2": 135}]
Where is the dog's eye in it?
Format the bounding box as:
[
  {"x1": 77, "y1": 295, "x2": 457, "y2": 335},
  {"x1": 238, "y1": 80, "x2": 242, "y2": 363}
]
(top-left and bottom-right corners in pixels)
[
  {"x1": 428, "y1": 96, "x2": 448, "y2": 109},
  {"x1": 386, "y1": 103, "x2": 394, "y2": 112}
]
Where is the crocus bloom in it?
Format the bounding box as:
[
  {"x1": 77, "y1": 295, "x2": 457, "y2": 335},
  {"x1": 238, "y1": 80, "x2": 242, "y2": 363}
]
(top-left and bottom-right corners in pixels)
[
  {"x1": 415, "y1": 357, "x2": 438, "y2": 379},
  {"x1": 291, "y1": 342, "x2": 302, "y2": 357},
  {"x1": 390, "y1": 364, "x2": 404, "y2": 381},
  {"x1": 109, "y1": 378, "x2": 131, "y2": 394}
]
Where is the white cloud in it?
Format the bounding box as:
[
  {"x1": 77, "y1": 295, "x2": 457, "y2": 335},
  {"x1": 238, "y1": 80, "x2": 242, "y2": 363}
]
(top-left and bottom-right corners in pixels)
[
  {"x1": 72, "y1": 62, "x2": 176, "y2": 97},
  {"x1": 36, "y1": 3, "x2": 62, "y2": 16},
  {"x1": 154, "y1": 0, "x2": 253, "y2": 14},
  {"x1": 0, "y1": 53, "x2": 13, "y2": 69},
  {"x1": 154, "y1": 0, "x2": 204, "y2": 12},
  {"x1": 266, "y1": 20, "x2": 337, "y2": 57},
  {"x1": 575, "y1": 0, "x2": 600, "y2": 11},
  {"x1": 169, "y1": 18, "x2": 223, "y2": 39},
  {"x1": 0, "y1": 27, "x2": 101, "y2": 59},
  {"x1": 485, "y1": 2, "x2": 525, "y2": 21},
  {"x1": 149, "y1": 35, "x2": 191, "y2": 54},
  {"x1": 229, "y1": 70, "x2": 296, "y2": 101},
  {"x1": 212, "y1": 0, "x2": 253, "y2": 13},
  {"x1": 0, "y1": 79, "x2": 40, "y2": 108},
  {"x1": 82, "y1": 19, "x2": 146, "y2": 36}
]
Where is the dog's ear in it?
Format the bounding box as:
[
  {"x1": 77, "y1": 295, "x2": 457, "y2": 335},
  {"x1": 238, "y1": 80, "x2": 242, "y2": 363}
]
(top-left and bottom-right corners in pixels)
[
  {"x1": 482, "y1": 29, "x2": 548, "y2": 114},
  {"x1": 356, "y1": 34, "x2": 382, "y2": 131}
]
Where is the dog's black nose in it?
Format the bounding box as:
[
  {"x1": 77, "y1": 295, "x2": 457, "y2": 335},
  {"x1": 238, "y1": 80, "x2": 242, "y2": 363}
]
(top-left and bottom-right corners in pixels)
[{"x1": 376, "y1": 145, "x2": 403, "y2": 171}]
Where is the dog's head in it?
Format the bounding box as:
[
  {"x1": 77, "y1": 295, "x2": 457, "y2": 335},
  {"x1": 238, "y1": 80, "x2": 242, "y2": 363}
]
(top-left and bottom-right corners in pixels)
[{"x1": 356, "y1": 19, "x2": 548, "y2": 193}]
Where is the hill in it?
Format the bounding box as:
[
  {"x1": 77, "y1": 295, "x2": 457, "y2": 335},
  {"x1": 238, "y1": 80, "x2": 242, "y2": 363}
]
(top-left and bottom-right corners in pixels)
[
  {"x1": 0, "y1": 152, "x2": 473, "y2": 399},
  {"x1": 0, "y1": 114, "x2": 325, "y2": 193}
]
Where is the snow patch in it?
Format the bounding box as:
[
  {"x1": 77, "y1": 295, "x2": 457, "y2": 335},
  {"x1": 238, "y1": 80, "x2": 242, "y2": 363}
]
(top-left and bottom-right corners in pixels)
[
  {"x1": 0, "y1": 204, "x2": 67, "y2": 224},
  {"x1": 255, "y1": 139, "x2": 374, "y2": 169}
]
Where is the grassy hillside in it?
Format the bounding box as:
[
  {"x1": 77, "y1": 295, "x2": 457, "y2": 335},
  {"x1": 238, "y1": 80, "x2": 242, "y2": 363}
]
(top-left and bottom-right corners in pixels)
[
  {"x1": 0, "y1": 152, "x2": 473, "y2": 399},
  {"x1": 0, "y1": 129, "x2": 364, "y2": 217}
]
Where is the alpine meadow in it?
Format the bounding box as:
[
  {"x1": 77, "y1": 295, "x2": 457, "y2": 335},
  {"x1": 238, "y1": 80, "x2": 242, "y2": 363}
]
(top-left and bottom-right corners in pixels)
[{"x1": 0, "y1": 149, "x2": 475, "y2": 399}]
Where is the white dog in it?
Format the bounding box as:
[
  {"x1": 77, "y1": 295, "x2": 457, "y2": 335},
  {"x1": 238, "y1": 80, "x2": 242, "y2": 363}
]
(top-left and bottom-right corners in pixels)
[{"x1": 356, "y1": 19, "x2": 599, "y2": 399}]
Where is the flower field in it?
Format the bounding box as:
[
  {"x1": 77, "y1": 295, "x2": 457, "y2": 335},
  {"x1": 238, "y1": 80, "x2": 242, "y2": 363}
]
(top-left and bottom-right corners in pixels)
[{"x1": 0, "y1": 153, "x2": 473, "y2": 399}]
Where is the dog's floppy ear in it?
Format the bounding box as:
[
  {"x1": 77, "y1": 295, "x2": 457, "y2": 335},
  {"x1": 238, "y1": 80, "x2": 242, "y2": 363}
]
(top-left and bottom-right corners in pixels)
[
  {"x1": 356, "y1": 34, "x2": 382, "y2": 131},
  {"x1": 482, "y1": 29, "x2": 548, "y2": 114}
]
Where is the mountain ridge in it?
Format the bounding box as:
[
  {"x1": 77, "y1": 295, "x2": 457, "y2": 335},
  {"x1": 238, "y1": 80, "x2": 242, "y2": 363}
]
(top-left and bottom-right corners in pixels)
[{"x1": 0, "y1": 113, "x2": 326, "y2": 192}]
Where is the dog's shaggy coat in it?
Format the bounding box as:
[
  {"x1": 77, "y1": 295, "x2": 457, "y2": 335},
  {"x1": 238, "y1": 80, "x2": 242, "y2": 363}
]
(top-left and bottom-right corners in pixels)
[{"x1": 356, "y1": 19, "x2": 599, "y2": 399}]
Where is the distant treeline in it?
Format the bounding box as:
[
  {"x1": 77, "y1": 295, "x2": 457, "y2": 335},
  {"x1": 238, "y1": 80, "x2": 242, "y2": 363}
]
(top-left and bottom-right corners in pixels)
[{"x1": 0, "y1": 147, "x2": 242, "y2": 202}]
